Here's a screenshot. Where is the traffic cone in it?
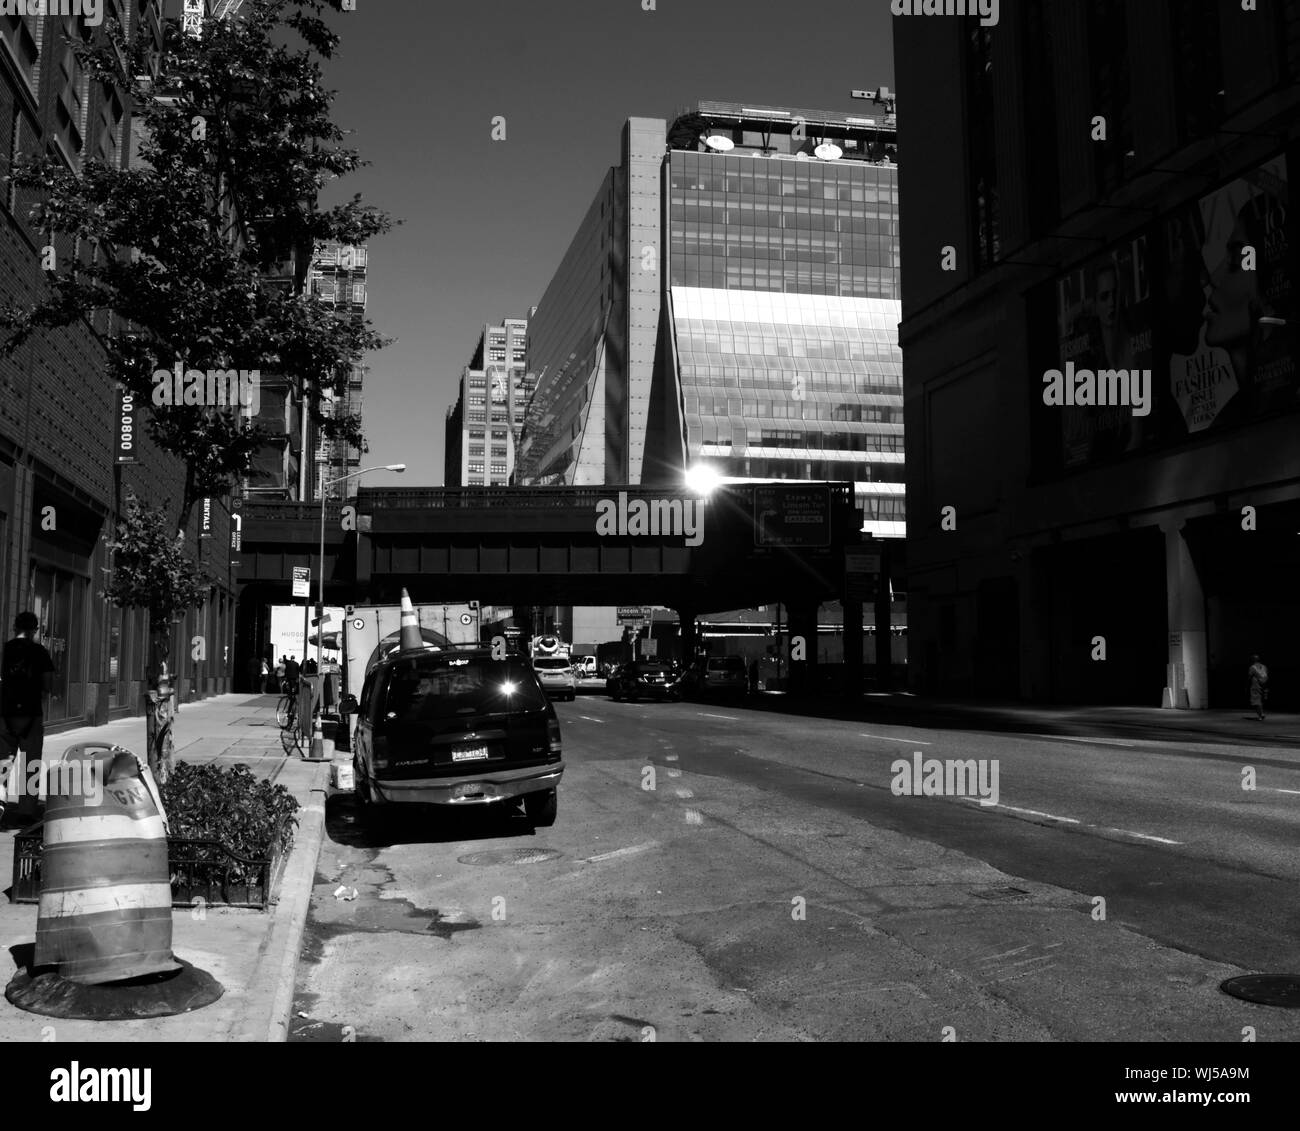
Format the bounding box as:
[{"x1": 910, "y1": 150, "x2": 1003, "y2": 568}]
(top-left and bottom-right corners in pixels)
[{"x1": 398, "y1": 588, "x2": 423, "y2": 652}]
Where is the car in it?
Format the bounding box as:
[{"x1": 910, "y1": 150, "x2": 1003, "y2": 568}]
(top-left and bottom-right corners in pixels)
[
  {"x1": 352, "y1": 645, "x2": 564, "y2": 828},
  {"x1": 531, "y1": 655, "x2": 577, "y2": 701},
  {"x1": 609, "y1": 660, "x2": 681, "y2": 702},
  {"x1": 682, "y1": 655, "x2": 749, "y2": 699}
]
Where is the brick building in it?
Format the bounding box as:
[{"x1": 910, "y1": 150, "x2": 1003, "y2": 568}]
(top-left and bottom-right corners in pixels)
[{"x1": 0, "y1": 4, "x2": 237, "y2": 730}]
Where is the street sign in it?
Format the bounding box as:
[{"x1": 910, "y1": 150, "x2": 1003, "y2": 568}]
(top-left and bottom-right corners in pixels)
[
  {"x1": 617, "y1": 605, "x2": 651, "y2": 622},
  {"x1": 199, "y1": 497, "x2": 213, "y2": 539},
  {"x1": 115, "y1": 386, "x2": 138, "y2": 465},
  {"x1": 754, "y1": 486, "x2": 831, "y2": 547},
  {"x1": 291, "y1": 566, "x2": 311, "y2": 598}
]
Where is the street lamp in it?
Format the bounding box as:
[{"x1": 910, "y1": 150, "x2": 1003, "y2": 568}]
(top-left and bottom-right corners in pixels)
[{"x1": 315, "y1": 462, "x2": 406, "y2": 668}]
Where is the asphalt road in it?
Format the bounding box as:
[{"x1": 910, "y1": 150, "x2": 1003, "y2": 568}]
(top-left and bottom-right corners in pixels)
[{"x1": 290, "y1": 689, "x2": 1300, "y2": 1042}]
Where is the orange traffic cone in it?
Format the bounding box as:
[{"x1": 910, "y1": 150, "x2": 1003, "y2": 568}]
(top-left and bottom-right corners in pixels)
[{"x1": 398, "y1": 588, "x2": 423, "y2": 653}]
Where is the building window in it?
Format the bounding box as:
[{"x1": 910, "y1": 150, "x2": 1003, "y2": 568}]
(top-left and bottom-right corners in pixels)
[
  {"x1": 490, "y1": 463, "x2": 507, "y2": 476},
  {"x1": 965, "y1": 23, "x2": 1000, "y2": 268},
  {"x1": 1022, "y1": 1, "x2": 1059, "y2": 237},
  {"x1": 1088, "y1": 0, "x2": 1134, "y2": 196},
  {"x1": 1170, "y1": 0, "x2": 1224, "y2": 144},
  {"x1": 468, "y1": 462, "x2": 485, "y2": 474},
  {"x1": 0, "y1": 15, "x2": 40, "y2": 94}
]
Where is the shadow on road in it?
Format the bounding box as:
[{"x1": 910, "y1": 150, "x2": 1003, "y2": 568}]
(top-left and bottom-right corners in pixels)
[{"x1": 323, "y1": 792, "x2": 541, "y2": 849}]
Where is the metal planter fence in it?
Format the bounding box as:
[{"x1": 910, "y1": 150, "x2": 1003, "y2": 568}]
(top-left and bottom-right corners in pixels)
[{"x1": 10, "y1": 817, "x2": 293, "y2": 910}]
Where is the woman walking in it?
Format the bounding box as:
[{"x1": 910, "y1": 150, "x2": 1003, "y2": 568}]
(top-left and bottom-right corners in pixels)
[{"x1": 1248, "y1": 655, "x2": 1269, "y2": 721}]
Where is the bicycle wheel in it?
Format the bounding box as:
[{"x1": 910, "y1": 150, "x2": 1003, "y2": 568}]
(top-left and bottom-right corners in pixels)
[{"x1": 276, "y1": 694, "x2": 294, "y2": 729}]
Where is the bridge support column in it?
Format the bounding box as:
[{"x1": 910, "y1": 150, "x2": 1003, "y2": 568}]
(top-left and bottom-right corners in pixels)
[
  {"x1": 676, "y1": 606, "x2": 697, "y2": 665},
  {"x1": 786, "y1": 599, "x2": 818, "y2": 697},
  {"x1": 843, "y1": 598, "x2": 863, "y2": 699},
  {"x1": 874, "y1": 542, "x2": 893, "y2": 690}
]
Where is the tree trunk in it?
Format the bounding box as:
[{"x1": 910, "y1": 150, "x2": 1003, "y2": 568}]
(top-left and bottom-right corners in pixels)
[{"x1": 144, "y1": 623, "x2": 175, "y2": 785}]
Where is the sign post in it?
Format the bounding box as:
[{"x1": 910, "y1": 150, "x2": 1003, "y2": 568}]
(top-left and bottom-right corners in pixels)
[{"x1": 293, "y1": 567, "x2": 311, "y2": 684}]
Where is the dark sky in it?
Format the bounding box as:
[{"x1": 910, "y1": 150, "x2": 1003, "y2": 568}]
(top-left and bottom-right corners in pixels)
[{"x1": 310, "y1": 0, "x2": 896, "y2": 487}]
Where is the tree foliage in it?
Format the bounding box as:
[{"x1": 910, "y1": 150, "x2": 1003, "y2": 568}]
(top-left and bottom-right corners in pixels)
[
  {"x1": 101, "y1": 492, "x2": 205, "y2": 632},
  {"x1": 0, "y1": 0, "x2": 392, "y2": 534}
]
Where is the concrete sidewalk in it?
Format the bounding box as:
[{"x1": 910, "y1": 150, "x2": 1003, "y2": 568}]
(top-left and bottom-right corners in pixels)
[{"x1": 0, "y1": 694, "x2": 334, "y2": 1041}]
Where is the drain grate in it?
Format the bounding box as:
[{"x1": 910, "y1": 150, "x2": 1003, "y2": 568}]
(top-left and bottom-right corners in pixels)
[
  {"x1": 1220, "y1": 975, "x2": 1300, "y2": 1008},
  {"x1": 971, "y1": 886, "x2": 1031, "y2": 902},
  {"x1": 458, "y1": 847, "x2": 563, "y2": 866}
]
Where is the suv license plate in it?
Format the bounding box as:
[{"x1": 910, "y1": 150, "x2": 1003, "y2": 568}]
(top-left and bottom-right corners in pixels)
[{"x1": 452, "y1": 745, "x2": 489, "y2": 762}]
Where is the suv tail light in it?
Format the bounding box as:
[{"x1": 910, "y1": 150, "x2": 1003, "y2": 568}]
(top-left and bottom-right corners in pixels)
[
  {"x1": 547, "y1": 718, "x2": 562, "y2": 755},
  {"x1": 372, "y1": 735, "x2": 389, "y2": 772}
]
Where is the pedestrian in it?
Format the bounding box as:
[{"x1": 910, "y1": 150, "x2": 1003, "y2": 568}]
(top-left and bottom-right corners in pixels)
[
  {"x1": 0, "y1": 612, "x2": 56, "y2": 827},
  {"x1": 283, "y1": 655, "x2": 301, "y2": 697},
  {"x1": 274, "y1": 656, "x2": 286, "y2": 693},
  {"x1": 259, "y1": 656, "x2": 270, "y2": 693},
  {"x1": 302, "y1": 656, "x2": 318, "y2": 677},
  {"x1": 1248, "y1": 654, "x2": 1269, "y2": 721}
]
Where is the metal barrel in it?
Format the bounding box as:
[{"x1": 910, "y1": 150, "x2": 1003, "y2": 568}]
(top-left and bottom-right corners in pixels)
[{"x1": 34, "y1": 743, "x2": 179, "y2": 985}]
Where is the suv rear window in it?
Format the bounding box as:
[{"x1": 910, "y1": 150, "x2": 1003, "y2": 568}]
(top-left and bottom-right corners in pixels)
[
  {"x1": 631, "y1": 663, "x2": 672, "y2": 674},
  {"x1": 533, "y1": 658, "x2": 571, "y2": 671},
  {"x1": 708, "y1": 658, "x2": 745, "y2": 671},
  {"x1": 380, "y1": 656, "x2": 547, "y2": 720}
]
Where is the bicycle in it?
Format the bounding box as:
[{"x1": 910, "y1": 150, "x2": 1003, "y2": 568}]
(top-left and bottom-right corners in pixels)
[{"x1": 275, "y1": 684, "x2": 299, "y2": 731}]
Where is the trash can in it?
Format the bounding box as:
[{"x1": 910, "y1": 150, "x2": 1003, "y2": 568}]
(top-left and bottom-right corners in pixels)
[{"x1": 33, "y1": 743, "x2": 178, "y2": 985}]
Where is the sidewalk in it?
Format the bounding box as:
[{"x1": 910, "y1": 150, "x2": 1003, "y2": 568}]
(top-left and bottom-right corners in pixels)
[
  {"x1": 749, "y1": 689, "x2": 1300, "y2": 747},
  {"x1": 0, "y1": 694, "x2": 335, "y2": 1041}
]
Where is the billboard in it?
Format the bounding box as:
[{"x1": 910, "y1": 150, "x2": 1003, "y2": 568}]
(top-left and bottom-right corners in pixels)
[
  {"x1": 1054, "y1": 233, "x2": 1154, "y2": 468},
  {"x1": 1038, "y1": 153, "x2": 1295, "y2": 474},
  {"x1": 1159, "y1": 154, "x2": 1293, "y2": 435}
]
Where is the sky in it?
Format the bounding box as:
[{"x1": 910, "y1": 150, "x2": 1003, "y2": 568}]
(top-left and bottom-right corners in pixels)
[{"x1": 308, "y1": 0, "x2": 896, "y2": 488}]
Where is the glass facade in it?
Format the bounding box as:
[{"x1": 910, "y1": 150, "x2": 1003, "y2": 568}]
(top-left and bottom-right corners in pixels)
[
  {"x1": 669, "y1": 151, "x2": 900, "y2": 299},
  {"x1": 672, "y1": 288, "x2": 905, "y2": 526},
  {"x1": 667, "y1": 147, "x2": 905, "y2": 532}
]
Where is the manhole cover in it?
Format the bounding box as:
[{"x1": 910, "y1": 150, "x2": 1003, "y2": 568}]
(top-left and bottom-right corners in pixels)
[
  {"x1": 457, "y1": 847, "x2": 563, "y2": 866},
  {"x1": 1220, "y1": 975, "x2": 1300, "y2": 1007},
  {"x1": 971, "y1": 887, "x2": 1031, "y2": 902}
]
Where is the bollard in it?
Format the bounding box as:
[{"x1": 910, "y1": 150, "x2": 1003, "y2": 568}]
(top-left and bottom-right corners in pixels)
[{"x1": 34, "y1": 743, "x2": 179, "y2": 985}]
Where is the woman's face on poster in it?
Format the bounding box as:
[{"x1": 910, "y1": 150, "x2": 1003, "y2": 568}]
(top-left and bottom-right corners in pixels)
[
  {"x1": 1205, "y1": 209, "x2": 1260, "y2": 348},
  {"x1": 1095, "y1": 266, "x2": 1119, "y2": 329}
]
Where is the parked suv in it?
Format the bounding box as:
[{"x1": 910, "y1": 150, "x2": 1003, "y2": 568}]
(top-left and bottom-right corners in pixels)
[
  {"x1": 352, "y1": 646, "x2": 563, "y2": 827},
  {"x1": 682, "y1": 655, "x2": 749, "y2": 699},
  {"x1": 532, "y1": 656, "x2": 576, "y2": 701}
]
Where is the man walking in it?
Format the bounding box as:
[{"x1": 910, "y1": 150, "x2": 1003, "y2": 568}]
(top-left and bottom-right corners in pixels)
[
  {"x1": 0, "y1": 612, "x2": 56, "y2": 826},
  {"x1": 1248, "y1": 654, "x2": 1269, "y2": 721}
]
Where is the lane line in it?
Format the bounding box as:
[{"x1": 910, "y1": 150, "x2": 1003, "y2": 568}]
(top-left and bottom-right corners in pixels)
[
  {"x1": 576, "y1": 715, "x2": 605, "y2": 723},
  {"x1": 586, "y1": 841, "x2": 659, "y2": 863},
  {"x1": 1262, "y1": 787, "x2": 1300, "y2": 795},
  {"x1": 1097, "y1": 827, "x2": 1182, "y2": 845},
  {"x1": 699, "y1": 713, "x2": 740, "y2": 721},
  {"x1": 860, "y1": 733, "x2": 933, "y2": 745},
  {"x1": 959, "y1": 798, "x2": 1080, "y2": 823}
]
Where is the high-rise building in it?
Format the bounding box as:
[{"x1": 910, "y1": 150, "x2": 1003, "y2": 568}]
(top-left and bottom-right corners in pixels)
[
  {"x1": 894, "y1": 4, "x2": 1300, "y2": 706},
  {"x1": 515, "y1": 101, "x2": 904, "y2": 538},
  {"x1": 310, "y1": 241, "x2": 368, "y2": 500},
  {"x1": 445, "y1": 314, "x2": 534, "y2": 487}
]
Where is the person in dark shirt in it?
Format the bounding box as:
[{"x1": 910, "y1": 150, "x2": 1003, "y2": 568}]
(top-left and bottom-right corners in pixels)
[
  {"x1": 282, "y1": 655, "x2": 301, "y2": 698},
  {"x1": 0, "y1": 612, "x2": 57, "y2": 825},
  {"x1": 302, "y1": 657, "x2": 318, "y2": 676}
]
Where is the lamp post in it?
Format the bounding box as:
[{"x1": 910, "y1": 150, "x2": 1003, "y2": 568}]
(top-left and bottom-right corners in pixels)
[{"x1": 315, "y1": 462, "x2": 405, "y2": 668}]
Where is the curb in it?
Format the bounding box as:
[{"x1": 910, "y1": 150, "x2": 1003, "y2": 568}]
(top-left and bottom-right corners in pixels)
[{"x1": 229, "y1": 759, "x2": 331, "y2": 1042}]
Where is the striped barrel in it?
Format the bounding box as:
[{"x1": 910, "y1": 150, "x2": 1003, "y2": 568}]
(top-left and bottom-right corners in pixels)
[{"x1": 33, "y1": 743, "x2": 179, "y2": 985}]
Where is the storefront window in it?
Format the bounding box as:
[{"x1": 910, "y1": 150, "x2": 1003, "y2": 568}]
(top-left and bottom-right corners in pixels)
[
  {"x1": 29, "y1": 564, "x2": 86, "y2": 723},
  {"x1": 107, "y1": 604, "x2": 123, "y2": 709}
]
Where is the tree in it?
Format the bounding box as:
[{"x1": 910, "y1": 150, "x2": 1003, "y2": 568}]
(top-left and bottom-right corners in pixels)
[
  {"x1": 0, "y1": 0, "x2": 392, "y2": 777},
  {"x1": 103, "y1": 494, "x2": 206, "y2": 780}
]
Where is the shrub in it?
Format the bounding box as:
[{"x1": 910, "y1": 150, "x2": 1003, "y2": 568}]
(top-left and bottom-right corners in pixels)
[{"x1": 160, "y1": 761, "x2": 299, "y2": 864}]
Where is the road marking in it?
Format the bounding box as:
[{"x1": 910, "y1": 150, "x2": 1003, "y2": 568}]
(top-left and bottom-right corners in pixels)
[
  {"x1": 860, "y1": 733, "x2": 933, "y2": 745},
  {"x1": 587, "y1": 841, "x2": 659, "y2": 863},
  {"x1": 1098, "y1": 827, "x2": 1182, "y2": 845},
  {"x1": 699, "y1": 712, "x2": 740, "y2": 721},
  {"x1": 962, "y1": 798, "x2": 1080, "y2": 823},
  {"x1": 675, "y1": 788, "x2": 694, "y2": 799},
  {"x1": 664, "y1": 754, "x2": 679, "y2": 762},
  {"x1": 1263, "y1": 787, "x2": 1300, "y2": 795},
  {"x1": 683, "y1": 809, "x2": 704, "y2": 825},
  {"x1": 964, "y1": 798, "x2": 1183, "y2": 845},
  {"x1": 1029, "y1": 733, "x2": 1137, "y2": 747},
  {"x1": 576, "y1": 715, "x2": 605, "y2": 723}
]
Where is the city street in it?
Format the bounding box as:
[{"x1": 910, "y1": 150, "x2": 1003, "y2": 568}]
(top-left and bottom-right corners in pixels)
[{"x1": 291, "y1": 694, "x2": 1300, "y2": 1042}]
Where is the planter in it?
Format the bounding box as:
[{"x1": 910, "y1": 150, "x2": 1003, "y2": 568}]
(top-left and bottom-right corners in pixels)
[{"x1": 10, "y1": 814, "x2": 295, "y2": 911}]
